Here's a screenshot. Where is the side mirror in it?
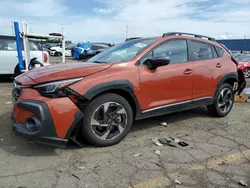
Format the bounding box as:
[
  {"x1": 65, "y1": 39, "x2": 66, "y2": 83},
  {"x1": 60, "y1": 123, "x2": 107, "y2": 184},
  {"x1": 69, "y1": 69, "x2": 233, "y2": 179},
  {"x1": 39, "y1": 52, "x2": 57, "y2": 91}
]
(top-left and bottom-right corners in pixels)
[{"x1": 145, "y1": 56, "x2": 170, "y2": 70}]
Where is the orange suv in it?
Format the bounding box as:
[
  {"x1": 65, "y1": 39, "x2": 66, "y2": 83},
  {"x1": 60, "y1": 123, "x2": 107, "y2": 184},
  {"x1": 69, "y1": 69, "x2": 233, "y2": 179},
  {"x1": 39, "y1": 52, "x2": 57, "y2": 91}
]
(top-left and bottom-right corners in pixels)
[{"x1": 12, "y1": 32, "x2": 246, "y2": 147}]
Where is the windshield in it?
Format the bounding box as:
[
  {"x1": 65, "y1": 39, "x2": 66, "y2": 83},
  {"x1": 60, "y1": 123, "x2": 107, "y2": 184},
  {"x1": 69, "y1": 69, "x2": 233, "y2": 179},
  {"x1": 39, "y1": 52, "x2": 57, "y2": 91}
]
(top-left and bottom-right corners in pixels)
[
  {"x1": 88, "y1": 38, "x2": 158, "y2": 64},
  {"x1": 235, "y1": 54, "x2": 250, "y2": 62}
]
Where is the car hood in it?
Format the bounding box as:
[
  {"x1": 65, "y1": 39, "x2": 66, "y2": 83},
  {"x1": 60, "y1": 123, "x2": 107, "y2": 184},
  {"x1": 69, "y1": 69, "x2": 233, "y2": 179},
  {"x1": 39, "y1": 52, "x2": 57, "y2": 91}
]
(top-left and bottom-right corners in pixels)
[
  {"x1": 23, "y1": 62, "x2": 112, "y2": 83},
  {"x1": 50, "y1": 46, "x2": 61, "y2": 50},
  {"x1": 238, "y1": 61, "x2": 250, "y2": 65}
]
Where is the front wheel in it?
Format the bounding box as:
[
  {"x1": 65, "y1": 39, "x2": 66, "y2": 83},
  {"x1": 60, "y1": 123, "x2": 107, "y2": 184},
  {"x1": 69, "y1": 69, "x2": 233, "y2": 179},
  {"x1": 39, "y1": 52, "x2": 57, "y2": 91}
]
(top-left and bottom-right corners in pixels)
[
  {"x1": 207, "y1": 83, "x2": 234, "y2": 117},
  {"x1": 81, "y1": 93, "x2": 133, "y2": 147},
  {"x1": 244, "y1": 68, "x2": 250, "y2": 78},
  {"x1": 55, "y1": 52, "x2": 62, "y2": 56}
]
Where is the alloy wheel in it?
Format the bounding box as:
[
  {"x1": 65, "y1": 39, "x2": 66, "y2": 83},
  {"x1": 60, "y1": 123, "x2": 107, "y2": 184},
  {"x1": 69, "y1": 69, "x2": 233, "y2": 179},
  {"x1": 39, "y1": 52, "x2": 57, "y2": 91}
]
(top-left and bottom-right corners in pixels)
[
  {"x1": 218, "y1": 88, "x2": 233, "y2": 113},
  {"x1": 244, "y1": 68, "x2": 250, "y2": 78},
  {"x1": 90, "y1": 102, "x2": 128, "y2": 141}
]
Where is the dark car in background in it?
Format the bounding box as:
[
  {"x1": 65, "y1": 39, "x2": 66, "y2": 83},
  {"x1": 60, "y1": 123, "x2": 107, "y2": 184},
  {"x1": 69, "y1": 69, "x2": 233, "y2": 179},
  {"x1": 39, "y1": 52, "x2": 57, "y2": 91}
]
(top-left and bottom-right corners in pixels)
[{"x1": 72, "y1": 42, "x2": 110, "y2": 60}]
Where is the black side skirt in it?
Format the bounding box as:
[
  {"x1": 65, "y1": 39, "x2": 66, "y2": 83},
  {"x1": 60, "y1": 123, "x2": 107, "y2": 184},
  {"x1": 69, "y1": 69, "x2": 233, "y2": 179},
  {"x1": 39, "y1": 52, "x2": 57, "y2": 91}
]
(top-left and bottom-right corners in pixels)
[{"x1": 136, "y1": 97, "x2": 214, "y2": 120}]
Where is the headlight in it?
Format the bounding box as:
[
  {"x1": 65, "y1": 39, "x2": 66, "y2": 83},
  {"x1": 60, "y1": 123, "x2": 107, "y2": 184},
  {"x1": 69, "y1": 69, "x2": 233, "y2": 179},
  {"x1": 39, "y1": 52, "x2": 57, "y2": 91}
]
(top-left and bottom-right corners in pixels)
[{"x1": 34, "y1": 78, "x2": 82, "y2": 94}]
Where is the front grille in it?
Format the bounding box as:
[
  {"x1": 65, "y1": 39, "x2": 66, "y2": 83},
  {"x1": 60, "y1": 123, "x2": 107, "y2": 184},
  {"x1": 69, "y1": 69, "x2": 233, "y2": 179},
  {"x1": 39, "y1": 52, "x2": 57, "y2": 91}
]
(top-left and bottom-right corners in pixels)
[{"x1": 12, "y1": 82, "x2": 22, "y2": 103}]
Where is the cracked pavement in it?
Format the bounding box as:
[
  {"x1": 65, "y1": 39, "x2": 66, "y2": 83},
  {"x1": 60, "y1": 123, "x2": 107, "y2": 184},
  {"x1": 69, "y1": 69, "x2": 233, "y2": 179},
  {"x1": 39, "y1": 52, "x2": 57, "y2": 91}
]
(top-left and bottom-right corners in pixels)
[{"x1": 0, "y1": 80, "x2": 250, "y2": 188}]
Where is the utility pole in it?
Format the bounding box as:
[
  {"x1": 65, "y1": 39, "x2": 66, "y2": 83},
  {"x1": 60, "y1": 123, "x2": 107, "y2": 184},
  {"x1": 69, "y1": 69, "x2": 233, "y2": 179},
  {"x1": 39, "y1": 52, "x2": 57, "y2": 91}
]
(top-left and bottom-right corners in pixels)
[{"x1": 11, "y1": 21, "x2": 14, "y2": 36}]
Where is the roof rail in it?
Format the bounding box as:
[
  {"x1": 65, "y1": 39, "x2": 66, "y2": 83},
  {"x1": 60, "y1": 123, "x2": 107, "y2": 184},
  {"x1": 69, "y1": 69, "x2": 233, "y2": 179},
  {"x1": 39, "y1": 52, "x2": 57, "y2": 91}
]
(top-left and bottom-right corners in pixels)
[
  {"x1": 125, "y1": 37, "x2": 141, "y2": 41},
  {"x1": 162, "y1": 32, "x2": 215, "y2": 41}
]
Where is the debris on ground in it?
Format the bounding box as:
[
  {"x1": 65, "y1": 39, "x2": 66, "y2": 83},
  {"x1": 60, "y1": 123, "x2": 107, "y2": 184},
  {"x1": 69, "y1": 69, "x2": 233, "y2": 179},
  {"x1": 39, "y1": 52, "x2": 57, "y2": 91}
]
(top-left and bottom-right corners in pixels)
[
  {"x1": 152, "y1": 137, "x2": 189, "y2": 148},
  {"x1": 170, "y1": 137, "x2": 189, "y2": 147},
  {"x1": 238, "y1": 180, "x2": 248, "y2": 187},
  {"x1": 155, "y1": 150, "x2": 161, "y2": 156},
  {"x1": 159, "y1": 122, "x2": 167, "y2": 126},
  {"x1": 158, "y1": 138, "x2": 177, "y2": 147},
  {"x1": 94, "y1": 165, "x2": 100, "y2": 169},
  {"x1": 133, "y1": 153, "x2": 141, "y2": 157},
  {"x1": 218, "y1": 161, "x2": 227, "y2": 165},
  {"x1": 5, "y1": 101, "x2": 12, "y2": 104},
  {"x1": 175, "y1": 179, "x2": 181, "y2": 185},
  {"x1": 1, "y1": 139, "x2": 4, "y2": 141},
  {"x1": 152, "y1": 138, "x2": 163, "y2": 146},
  {"x1": 72, "y1": 174, "x2": 80, "y2": 180},
  {"x1": 77, "y1": 166, "x2": 86, "y2": 170}
]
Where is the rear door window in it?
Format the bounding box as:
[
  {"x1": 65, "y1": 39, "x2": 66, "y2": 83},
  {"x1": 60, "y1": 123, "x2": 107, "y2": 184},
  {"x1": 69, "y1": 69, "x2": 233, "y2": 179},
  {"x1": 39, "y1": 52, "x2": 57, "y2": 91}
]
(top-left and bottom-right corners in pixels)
[
  {"x1": 190, "y1": 41, "x2": 213, "y2": 61},
  {"x1": 0, "y1": 38, "x2": 17, "y2": 51},
  {"x1": 0, "y1": 38, "x2": 43, "y2": 51}
]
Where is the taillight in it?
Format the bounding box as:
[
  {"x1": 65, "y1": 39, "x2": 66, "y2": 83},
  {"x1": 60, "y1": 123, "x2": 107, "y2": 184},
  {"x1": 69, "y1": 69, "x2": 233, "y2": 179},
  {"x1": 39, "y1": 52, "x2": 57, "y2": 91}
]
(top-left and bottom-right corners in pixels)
[{"x1": 43, "y1": 53, "x2": 48, "y2": 63}]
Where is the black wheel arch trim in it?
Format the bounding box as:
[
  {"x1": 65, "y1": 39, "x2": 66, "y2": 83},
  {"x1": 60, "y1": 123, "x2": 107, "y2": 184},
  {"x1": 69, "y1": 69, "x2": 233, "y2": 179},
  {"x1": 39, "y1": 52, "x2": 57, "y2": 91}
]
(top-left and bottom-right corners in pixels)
[
  {"x1": 65, "y1": 110, "x2": 84, "y2": 139},
  {"x1": 218, "y1": 72, "x2": 238, "y2": 87},
  {"x1": 83, "y1": 80, "x2": 142, "y2": 119},
  {"x1": 216, "y1": 72, "x2": 238, "y2": 92},
  {"x1": 215, "y1": 72, "x2": 245, "y2": 96}
]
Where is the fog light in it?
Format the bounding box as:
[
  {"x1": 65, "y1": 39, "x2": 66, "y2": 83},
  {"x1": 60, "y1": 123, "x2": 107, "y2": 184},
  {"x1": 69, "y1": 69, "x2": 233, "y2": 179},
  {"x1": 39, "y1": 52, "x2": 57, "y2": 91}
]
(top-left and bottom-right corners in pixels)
[{"x1": 25, "y1": 118, "x2": 37, "y2": 131}]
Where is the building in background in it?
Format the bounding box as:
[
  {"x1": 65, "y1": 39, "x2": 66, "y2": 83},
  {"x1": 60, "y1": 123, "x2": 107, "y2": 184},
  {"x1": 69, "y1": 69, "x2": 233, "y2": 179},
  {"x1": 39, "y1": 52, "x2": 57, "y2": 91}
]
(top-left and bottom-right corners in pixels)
[{"x1": 216, "y1": 39, "x2": 250, "y2": 54}]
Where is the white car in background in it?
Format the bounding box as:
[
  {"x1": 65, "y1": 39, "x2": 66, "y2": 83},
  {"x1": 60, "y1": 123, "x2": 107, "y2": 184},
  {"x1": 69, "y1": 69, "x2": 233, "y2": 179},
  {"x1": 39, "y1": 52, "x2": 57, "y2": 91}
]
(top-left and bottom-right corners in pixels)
[
  {"x1": 0, "y1": 35, "x2": 50, "y2": 76},
  {"x1": 50, "y1": 44, "x2": 75, "y2": 57}
]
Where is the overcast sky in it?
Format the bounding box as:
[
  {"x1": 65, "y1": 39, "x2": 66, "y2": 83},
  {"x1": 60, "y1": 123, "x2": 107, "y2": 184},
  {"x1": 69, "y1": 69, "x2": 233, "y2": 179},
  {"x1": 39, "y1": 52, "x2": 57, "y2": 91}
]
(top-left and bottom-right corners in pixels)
[{"x1": 0, "y1": 0, "x2": 250, "y2": 43}]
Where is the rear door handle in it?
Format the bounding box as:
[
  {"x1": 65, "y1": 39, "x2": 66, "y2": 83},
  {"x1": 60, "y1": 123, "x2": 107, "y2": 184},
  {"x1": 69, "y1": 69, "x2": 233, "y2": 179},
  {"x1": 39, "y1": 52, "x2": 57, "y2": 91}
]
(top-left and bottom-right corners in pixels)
[
  {"x1": 183, "y1": 69, "x2": 193, "y2": 75},
  {"x1": 216, "y1": 63, "x2": 222, "y2": 68}
]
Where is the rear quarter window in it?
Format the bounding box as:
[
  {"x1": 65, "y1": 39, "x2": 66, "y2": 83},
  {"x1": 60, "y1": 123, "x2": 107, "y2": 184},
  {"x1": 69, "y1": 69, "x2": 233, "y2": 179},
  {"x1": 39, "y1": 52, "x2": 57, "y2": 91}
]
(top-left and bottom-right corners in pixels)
[{"x1": 214, "y1": 46, "x2": 224, "y2": 57}]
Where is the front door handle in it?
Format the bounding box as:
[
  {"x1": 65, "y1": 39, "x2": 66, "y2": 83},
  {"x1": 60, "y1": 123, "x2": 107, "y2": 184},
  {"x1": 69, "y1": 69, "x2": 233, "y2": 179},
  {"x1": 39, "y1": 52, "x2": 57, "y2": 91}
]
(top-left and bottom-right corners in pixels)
[
  {"x1": 183, "y1": 69, "x2": 193, "y2": 75},
  {"x1": 216, "y1": 63, "x2": 222, "y2": 68}
]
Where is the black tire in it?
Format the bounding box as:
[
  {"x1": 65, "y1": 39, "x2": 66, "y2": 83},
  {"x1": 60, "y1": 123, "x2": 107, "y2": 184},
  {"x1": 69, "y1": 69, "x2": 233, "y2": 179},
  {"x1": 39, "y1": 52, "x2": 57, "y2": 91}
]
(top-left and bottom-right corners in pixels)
[
  {"x1": 207, "y1": 83, "x2": 234, "y2": 117},
  {"x1": 55, "y1": 52, "x2": 62, "y2": 56},
  {"x1": 81, "y1": 93, "x2": 133, "y2": 147}
]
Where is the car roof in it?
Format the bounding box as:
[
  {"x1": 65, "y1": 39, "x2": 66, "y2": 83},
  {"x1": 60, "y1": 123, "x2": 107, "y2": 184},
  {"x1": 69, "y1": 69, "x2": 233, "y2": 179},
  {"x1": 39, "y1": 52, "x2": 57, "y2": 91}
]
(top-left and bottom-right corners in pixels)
[{"x1": 133, "y1": 32, "x2": 219, "y2": 46}]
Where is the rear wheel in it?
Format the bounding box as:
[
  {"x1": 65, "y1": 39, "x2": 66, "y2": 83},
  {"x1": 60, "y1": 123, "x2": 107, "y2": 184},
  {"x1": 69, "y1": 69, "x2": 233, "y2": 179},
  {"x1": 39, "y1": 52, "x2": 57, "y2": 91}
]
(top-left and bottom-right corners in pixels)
[
  {"x1": 244, "y1": 68, "x2": 250, "y2": 78},
  {"x1": 207, "y1": 83, "x2": 234, "y2": 117},
  {"x1": 81, "y1": 93, "x2": 133, "y2": 146}
]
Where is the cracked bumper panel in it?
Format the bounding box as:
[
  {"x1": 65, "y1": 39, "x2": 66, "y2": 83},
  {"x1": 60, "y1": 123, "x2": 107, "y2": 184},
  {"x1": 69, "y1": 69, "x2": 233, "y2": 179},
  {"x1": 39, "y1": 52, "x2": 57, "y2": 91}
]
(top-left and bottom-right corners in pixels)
[{"x1": 12, "y1": 88, "x2": 84, "y2": 147}]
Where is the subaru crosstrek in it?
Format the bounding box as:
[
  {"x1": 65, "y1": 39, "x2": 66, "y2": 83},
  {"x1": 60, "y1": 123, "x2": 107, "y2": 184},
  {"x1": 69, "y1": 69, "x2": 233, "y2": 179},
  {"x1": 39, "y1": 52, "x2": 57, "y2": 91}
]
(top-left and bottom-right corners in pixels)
[{"x1": 12, "y1": 32, "x2": 246, "y2": 148}]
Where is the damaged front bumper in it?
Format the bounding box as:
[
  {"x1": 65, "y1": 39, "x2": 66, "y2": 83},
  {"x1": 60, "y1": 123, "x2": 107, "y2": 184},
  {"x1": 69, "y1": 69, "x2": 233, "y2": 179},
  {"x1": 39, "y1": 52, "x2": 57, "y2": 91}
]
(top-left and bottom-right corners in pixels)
[{"x1": 12, "y1": 100, "x2": 84, "y2": 148}]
